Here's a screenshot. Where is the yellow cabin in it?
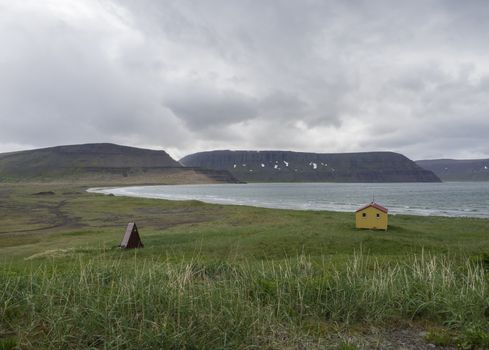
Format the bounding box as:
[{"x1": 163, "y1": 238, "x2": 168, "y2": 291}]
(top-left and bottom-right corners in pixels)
[{"x1": 355, "y1": 202, "x2": 388, "y2": 231}]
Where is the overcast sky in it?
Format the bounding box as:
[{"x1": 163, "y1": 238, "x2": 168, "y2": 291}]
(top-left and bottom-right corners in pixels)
[{"x1": 1, "y1": 0, "x2": 489, "y2": 160}]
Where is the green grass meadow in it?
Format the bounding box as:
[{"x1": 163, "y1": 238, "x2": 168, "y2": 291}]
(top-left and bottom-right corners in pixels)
[{"x1": 1, "y1": 183, "x2": 489, "y2": 349}]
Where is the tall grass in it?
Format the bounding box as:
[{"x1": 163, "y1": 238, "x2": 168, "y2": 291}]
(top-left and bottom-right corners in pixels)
[{"x1": 1, "y1": 253, "x2": 488, "y2": 349}]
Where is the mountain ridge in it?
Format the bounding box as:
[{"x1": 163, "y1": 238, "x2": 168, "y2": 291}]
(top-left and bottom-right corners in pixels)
[
  {"x1": 180, "y1": 150, "x2": 441, "y2": 182},
  {"x1": 415, "y1": 158, "x2": 489, "y2": 181}
]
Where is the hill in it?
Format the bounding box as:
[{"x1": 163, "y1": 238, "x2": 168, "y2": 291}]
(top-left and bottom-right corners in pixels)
[
  {"x1": 180, "y1": 150, "x2": 441, "y2": 182},
  {"x1": 0, "y1": 143, "x2": 238, "y2": 184},
  {"x1": 416, "y1": 158, "x2": 489, "y2": 181}
]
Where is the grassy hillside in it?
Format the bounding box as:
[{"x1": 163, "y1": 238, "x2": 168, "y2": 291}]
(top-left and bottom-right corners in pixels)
[
  {"x1": 0, "y1": 143, "x2": 238, "y2": 184},
  {"x1": 416, "y1": 159, "x2": 489, "y2": 181},
  {"x1": 181, "y1": 150, "x2": 441, "y2": 183},
  {"x1": 1, "y1": 183, "x2": 488, "y2": 349}
]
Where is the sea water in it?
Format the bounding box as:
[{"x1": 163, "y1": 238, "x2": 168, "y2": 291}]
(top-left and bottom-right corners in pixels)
[{"x1": 88, "y1": 182, "x2": 489, "y2": 218}]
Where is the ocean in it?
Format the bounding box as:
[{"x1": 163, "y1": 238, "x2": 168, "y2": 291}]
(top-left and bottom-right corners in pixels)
[{"x1": 88, "y1": 182, "x2": 489, "y2": 218}]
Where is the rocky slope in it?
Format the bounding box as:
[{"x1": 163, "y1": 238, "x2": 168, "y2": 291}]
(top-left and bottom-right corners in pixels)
[
  {"x1": 180, "y1": 150, "x2": 441, "y2": 182},
  {"x1": 0, "y1": 143, "x2": 238, "y2": 184},
  {"x1": 416, "y1": 159, "x2": 489, "y2": 181}
]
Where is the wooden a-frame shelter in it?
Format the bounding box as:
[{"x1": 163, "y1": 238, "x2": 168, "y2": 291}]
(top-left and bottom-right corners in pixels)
[{"x1": 120, "y1": 222, "x2": 144, "y2": 249}]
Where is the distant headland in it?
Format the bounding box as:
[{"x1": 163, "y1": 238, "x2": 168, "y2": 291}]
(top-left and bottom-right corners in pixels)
[{"x1": 181, "y1": 150, "x2": 441, "y2": 183}]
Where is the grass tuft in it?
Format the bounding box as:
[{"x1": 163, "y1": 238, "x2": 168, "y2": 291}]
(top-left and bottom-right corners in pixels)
[{"x1": 1, "y1": 253, "x2": 487, "y2": 349}]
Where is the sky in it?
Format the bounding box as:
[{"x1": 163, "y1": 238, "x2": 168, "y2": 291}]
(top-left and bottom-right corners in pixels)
[{"x1": 1, "y1": 0, "x2": 489, "y2": 160}]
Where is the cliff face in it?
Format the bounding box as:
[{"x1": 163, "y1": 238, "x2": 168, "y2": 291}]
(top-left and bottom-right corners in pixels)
[
  {"x1": 0, "y1": 143, "x2": 239, "y2": 184},
  {"x1": 416, "y1": 159, "x2": 489, "y2": 181},
  {"x1": 180, "y1": 150, "x2": 441, "y2": 183}
]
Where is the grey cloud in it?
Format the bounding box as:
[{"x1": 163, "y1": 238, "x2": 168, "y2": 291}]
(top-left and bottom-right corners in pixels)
[
  {"x1": 357, "y1": 64, "x2": 489, "y2": 158},
  {"x1": 165, "y1": 85, "x2": 258, "y2": 130},
  {"x1": 1, "y1": 0, "x2": 489, "y2": 159},
  {"x1": 258, "y1": 91, "x2": 308, "y2": 119},
  {"x1": 0, "y1": 1, "x2": 189, "y2": 149}
]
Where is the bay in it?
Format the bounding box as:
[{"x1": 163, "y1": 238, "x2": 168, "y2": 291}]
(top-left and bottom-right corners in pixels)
[{"x1": 88, "y1": 182, "x2": 489, "y2": 218}]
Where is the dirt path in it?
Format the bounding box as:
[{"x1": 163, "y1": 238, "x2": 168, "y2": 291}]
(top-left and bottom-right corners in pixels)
[{"x1": 0, "y1": 199, "x2": 82, "y2": 235}]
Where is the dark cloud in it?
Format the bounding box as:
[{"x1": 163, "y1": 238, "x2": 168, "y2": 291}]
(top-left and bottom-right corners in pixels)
[
  {"x1": 165, "y1": 85, "x2": 258, "y2": 130},
  {"x1": 1, "y1": 0, "x2": 489, "y2": 159}
]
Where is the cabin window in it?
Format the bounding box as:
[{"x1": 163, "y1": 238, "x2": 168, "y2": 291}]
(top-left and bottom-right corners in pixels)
[
  {"x1": 362, "y1": 213, "x2": 367, "y2": 218},
  {"x1": 376, "y1": 213, "x2": 381, "y2": 218}
]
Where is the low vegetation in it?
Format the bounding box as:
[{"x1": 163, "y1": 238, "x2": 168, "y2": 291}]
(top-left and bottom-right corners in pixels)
[{"x1": 1, "y1": 183, "x2": 488, "y2": 349}]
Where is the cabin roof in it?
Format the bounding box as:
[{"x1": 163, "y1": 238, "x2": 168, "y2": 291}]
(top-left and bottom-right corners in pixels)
[{"x1": 356, "y1": 202, "x2": 388, "y2": 213}]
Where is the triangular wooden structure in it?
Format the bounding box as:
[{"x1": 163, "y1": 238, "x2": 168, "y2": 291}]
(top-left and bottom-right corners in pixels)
[{"x1": 120, "y1": 222, "x2": 144, "y2": 249}]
